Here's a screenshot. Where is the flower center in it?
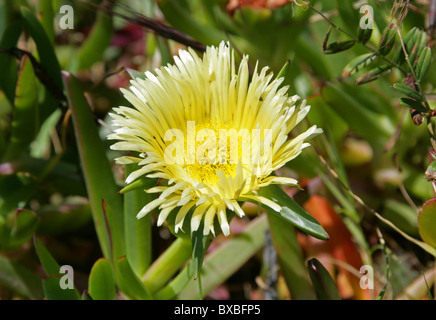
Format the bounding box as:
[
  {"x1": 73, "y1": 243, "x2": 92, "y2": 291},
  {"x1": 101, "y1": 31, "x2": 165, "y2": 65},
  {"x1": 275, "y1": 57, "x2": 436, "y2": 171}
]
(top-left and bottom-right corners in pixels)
[{"x1": 183, "y1": 121, "x2": 238, "y2": 185}]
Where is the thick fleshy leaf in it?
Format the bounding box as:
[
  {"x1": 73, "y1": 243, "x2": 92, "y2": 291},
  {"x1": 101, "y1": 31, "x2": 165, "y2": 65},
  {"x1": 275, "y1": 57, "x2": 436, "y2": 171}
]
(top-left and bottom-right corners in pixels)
[
  {"x1": 88, "y1": 258, "x2": 116, "y2": 300},
  {"x1": 76, "y1": 9, "x2": 113, "y2": 70},
  {"x1": 255, "y1": 184, "x2": 329, "y2": 240},
  {"x1": 21, "y1": 6, "x2": 62, "y2": 89},
  {"x1": 307, "y1": 258, "x2": 341, "y2": 300},
  {"x1": 115, "y1": 256, "x2": 152, "y2": 300},
  {"x1": 124, "y1": 165, "x2": 157, "y2": 277},
  {"x1": 62, "y1": 71, "x2": 124, "y2": 260},
  {"x1": 143, "y1": 238, "x2": 192, "y2": 294},
  {"x1": 418, "y1": 198, "x2": 436, "y2": 248},
  {"x1": 4, "y1": 54, "x2": 38, "y2": 161},
  {"x1": 34, "y1": 235, "x2": 80, "y2": 300},
  {"x1": 37, "y1": 0, "x2": 57, "y2": 43}
]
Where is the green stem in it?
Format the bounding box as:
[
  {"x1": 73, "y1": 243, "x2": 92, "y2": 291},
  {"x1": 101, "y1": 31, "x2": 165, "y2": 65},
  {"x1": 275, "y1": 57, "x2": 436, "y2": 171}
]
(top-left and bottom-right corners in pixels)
[{"x1": 142, "y1": 237, "x2": 192, "y2": 294}]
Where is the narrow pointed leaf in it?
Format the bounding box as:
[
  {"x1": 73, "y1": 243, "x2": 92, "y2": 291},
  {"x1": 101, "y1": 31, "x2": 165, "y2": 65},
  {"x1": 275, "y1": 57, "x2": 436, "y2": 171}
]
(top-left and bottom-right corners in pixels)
[
  {"x1": 416, "y1": 47, "x2": 432, "y2": 81},
  {"x1": 4, "y1": 54, "x2": 38, "y2": 161},
  {"x1": 400, "y1": 98, "x2": 427, "y2": 113},
  {"x1": 377, "y1": 24, "x2": 396, "y2": 56},
  {"x1": 393, "y1": 83, "x2": 424, "y2": 101},
  {"x1": 124, "y1": 165, "x2": 157, "y2": 277},
  {"x1": 76, "y1": 9, "x2": 114, "y2": 70},
  {"x1": 34, "y1": 235, "x2": 80, "y2": 300},
  {"x1": 62, "y1": 71, "x2": 124, "y2": 260},
  {"x1": 308, "y1": 258, "x2": 341, "y2": 300},
  {"x1": 21, "y1": 6, "x2": 62, "y2": 89},
  {"x1": 255, "y1": 184, "x2": 329, "y2": 240},
  {"x1": 324, "y1": 40, "x2": 355, "y2": 54}
]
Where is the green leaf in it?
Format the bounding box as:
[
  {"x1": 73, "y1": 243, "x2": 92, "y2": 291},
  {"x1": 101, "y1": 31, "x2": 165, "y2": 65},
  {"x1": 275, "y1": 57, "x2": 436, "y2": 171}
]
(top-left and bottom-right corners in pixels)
[
  {"x1": 34, "y1": 235, "x2": 61, "y2": 276},
  {"x1": 423, "y1": 273, "x2": 434, "y2": 300},
  {"x1": 76, "y1": 9, "x2": 114, "y2": 70},
  {"x1": 275, "y1": 59, "x2": 290, "y2": 80},
  {"x1": 62, "y1": 71, "x2": 124, "y2": 261},
  {"x1": 267, "y1": 211, "x2": 316, "y2": 300},
  {"x1": 4, "y1": 54, "x2": 38, "y2": 161},
  {"x1": 409, "y1": 31, "x2": 427, "y2": 67},
  {"x1": 357, "y1": 25, "x2": 373, "y2": 44},
  {"x1": 254, "y1": 184, "x2": 329, "y2": 240},
  {"x1": 393, "y1": 83, "x2": 424, "y2": 101},
  {"x1": 21, "y1": 6, "x2": 62, "y2": 89},
  {"x1": 88, "y1": 258, "x2": 116, "y2": 300},
  {"x1": 342, "y1": 53, "x2": 377, "y2": 78},
  {"x1": 102, "y1": 200, "x2": 124, "y2": 262},
  {"x1": 176, "y1": 215, "x2": 268, "y2": 299},
  {"x1": 9, "y1": 209, "x2": 40, "y2": 248},
  {"x1": 42, "y1": 277, "x2": 80, "y2": 300},
  {"x1": 415, "y1": 47, "x2": 432, "y2": 81},
  {"x1": 0, "y1": 255, "x2": 43, "y2": 299},
  {"x1": 393, "y1": 27, "x2": 419, "y2": 65},
  {"x1": 0, "y1": 20, "x2": 22, "y2": 105},
  {"x1": 119, "y1": 176, "x2": 158, "y2": 194},
  {"x1": 190, "y1": 223, "x2": 210, "y2": 298},
  {"x1": 115, "y1": 256, "x2": 152, "y2": 300},
  {"x1": 355, "y1": 65, "x2": 392, "y2": 85},
  {"x1": 38, "y1": 0, "x2": 57, "y2": 44},
  {"x1": 34, "y1": 235, "x2": 81, "y2": 300},
  {"x1": 324, "y1": 40, "x2": 356, "y2": 54},
  {"x1": 142, "y1": 238, "x2": 192, "y2": 294},
  {"x1": 307, "y1": 258, "x2": 341, "y2": 300},
  {"x1": 418, "y1": 198, "x2": 436, "y2": 248},
  {"x1": 377, "y1": 24, "x2": 396, "y2": 56},
  {"x1": 124, "y1": 165, "x2": 156, "y2": 277},
  {"x1": 399, "y1": 98, "x2": 427, "y2": 113},
  {"x1": 126, "y1": 68, "x2": 147, "y2": 81},
  {"x1": 158, "y1": 0, "x2": 225, "y2": 45}
]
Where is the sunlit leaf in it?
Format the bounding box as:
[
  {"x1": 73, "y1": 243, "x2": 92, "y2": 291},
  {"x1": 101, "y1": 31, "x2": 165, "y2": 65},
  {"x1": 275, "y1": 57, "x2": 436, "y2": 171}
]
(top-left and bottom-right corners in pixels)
[{"x1": 89, "y1": 258, "x2": 116, "y2": 300}]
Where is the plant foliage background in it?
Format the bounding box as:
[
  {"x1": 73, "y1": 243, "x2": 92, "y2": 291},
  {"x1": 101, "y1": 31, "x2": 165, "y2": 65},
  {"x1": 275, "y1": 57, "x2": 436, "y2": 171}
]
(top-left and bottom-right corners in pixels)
[{"x1": 0, "y1": 0, "x2": 436, "y2": 300}]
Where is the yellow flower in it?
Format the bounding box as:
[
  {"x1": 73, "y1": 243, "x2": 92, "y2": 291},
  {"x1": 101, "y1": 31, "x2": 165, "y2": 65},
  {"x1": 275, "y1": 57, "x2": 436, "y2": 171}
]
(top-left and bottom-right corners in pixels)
[{"x1": 109, "y1": 41, "x2": 321, "y2": 237}]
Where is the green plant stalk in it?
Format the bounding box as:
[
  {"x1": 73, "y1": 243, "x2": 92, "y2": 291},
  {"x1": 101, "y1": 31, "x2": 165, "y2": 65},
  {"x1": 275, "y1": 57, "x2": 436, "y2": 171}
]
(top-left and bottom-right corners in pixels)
[{"x1": 142, "y1": 237, "x2": 192, "y2": 294}]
